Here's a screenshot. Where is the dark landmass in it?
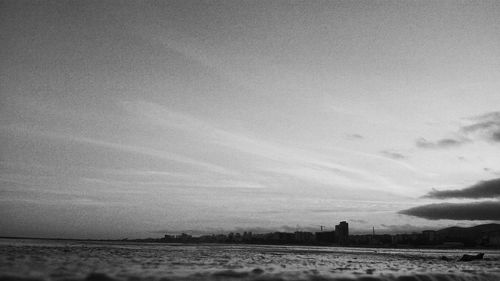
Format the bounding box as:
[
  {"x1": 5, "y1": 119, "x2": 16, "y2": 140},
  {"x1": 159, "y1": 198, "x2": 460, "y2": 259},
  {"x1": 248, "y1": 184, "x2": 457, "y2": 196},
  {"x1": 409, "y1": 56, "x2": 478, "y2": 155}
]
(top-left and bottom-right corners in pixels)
[
  {"x1": 4, "y1": 222, "x2": 499, "y2": 249},
  {"x1": 133, "y1": 223, "x2": 500, "y2": 248},
  {"x1": 128, "y1": 222, "x2": 500, "y2": 248}
]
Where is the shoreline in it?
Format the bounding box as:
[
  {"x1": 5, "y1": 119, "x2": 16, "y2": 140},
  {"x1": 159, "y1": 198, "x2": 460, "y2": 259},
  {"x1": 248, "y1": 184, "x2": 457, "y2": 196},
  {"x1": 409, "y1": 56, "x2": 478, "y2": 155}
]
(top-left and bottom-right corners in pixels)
[{"x1": 2, "y1": 236, "x2": 499, "y2": 250}]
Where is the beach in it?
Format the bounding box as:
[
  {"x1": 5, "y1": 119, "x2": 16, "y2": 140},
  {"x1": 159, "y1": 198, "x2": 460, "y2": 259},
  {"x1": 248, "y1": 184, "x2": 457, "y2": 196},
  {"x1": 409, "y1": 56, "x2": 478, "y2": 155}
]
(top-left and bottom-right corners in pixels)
[{"x1": 1, "y1": 238, "x2": 500, "y2": 281}]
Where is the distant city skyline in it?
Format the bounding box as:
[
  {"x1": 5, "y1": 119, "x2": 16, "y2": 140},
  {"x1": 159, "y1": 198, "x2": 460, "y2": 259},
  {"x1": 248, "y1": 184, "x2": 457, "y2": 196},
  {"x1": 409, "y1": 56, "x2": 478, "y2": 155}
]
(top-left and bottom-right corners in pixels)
[
  {"x1": 107, "y1": 221, "x2": 500, "y2": 249},
  {"x1": 1, "y1": 1, "x2": 500, "y2": 239}
]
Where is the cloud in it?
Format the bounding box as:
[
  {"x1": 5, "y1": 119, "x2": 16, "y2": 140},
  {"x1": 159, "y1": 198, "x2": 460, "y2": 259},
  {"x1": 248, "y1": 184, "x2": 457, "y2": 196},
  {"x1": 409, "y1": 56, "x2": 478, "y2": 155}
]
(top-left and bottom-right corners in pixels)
[
  {"x1": 399, "y1": 201, "x2": 500, "y2": 220},
  {"x1": 415, "y1": 137, "x2": 468, "y2": 149},
  {"x1": 347, "y1": 134, "x2": 364, "y2": 140},
  {"x1": 416, "y1": 111, "x2": 500, "y2": 149},
  {"x1": 379, "y1": 223, "x2": 441, "y2": 234},
  {"x1": 123, "y1": 101, "x2": 411, "y2": 195},
  {"x1": 423, "y1": 178, "x2": 500, "y2": 199},
  {"x1": 1, "y1": 124, "x2": 234, "y2": 175},
  {"x1": 462, "y1": 111, "x2": 500, "y2": 142},
  {"x1": 494, "y1": 131, "x2": 500, "y2": 141},
  {"x1": 349, "y1": 219, "x2": 367, "y2": 224},
  {"x1": 380, "y1": 150, "x2": 406, "y2": 159},
  {"x1": 151, "y1": 225, "x2": 321, "y2": 235}
]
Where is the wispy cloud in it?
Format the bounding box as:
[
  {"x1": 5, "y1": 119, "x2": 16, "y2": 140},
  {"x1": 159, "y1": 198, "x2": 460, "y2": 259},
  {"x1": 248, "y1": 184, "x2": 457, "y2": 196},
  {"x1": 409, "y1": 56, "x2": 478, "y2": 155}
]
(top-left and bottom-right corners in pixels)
[
  {"x1": 152, "y1": 225, "x2": 326, "y2": 236},
  {"x1": 347, "y1": 134, "x2": 364, "y2": 140},
  {"x1": 122, "y1": 100, "x2": 409, "y2": 195},
  {"x1": 462, "y1": 111, "x2": 500, "y2": 142},
  {"x1": 380, "y1": 150, "x2": 407, "y2": 160},
  {"x1": 423, "y1": 178, "x2": 500, "y2": 199},
  {"x1": 399, "y1": 201, "x2": 500, "y2": 221},
  {"x1": 379, "y1": 223, "x2": 446, "y2": 234},
  {"x1": 415, "y1": 137, "x2": 469, "y2": 149},
  {"x1": 325, "y1": 147, "x2": 418, "y2": 173},
  {"x1": 1, "y1": 124, "x2": 234, "y2": 176},
  {"x1": 416, "y1": 111, "x2": 500, "y2": 149},
  {"x1": 0, "y1": 188, "x2": 126, "y2": 207}
]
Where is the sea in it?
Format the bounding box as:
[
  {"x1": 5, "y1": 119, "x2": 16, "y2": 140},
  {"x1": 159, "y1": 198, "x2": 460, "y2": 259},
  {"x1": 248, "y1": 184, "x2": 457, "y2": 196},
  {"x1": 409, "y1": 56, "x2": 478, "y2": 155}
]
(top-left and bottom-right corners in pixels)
[{"x1": 1, "y1": 238, "x2": 500, "y2": 281}]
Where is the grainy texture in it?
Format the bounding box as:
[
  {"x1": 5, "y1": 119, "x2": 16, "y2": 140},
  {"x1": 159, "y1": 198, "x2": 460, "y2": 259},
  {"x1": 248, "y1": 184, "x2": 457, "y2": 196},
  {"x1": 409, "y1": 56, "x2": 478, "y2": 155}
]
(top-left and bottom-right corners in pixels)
[{"x1": 1, "y1": 239, "x2": 500, "y2": 281}]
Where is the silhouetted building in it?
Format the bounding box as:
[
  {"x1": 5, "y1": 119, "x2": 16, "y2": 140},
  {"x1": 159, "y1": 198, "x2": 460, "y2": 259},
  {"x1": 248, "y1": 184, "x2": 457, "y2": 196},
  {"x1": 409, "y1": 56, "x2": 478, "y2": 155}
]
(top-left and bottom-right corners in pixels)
[
  {"x1": 242, "y1": 231, "x2": 253, "y2": 242},
  {"x1": 349, "y1": 234, "x2": 371, "y2": 245},
  {"x1": 295, "y1": 231, "x2": 314, "y2": 243},
  {"x1": 176, "y1": 233, "x2": 192, "y2": 242},
  {"x1": 393, "y1": 234, "x2": 413, "y2": 245},
  {"x1": 335, "y1": 221, "x2": 349, "y2": 244},
  {"x1": 370, "y1": 234, "x2": 392, "y2": 245},
  {"x1": 269, "y1": 232, "x2": 294, "y2": 243},
  {"x1": 422, "y1": 230, "x2": 437, "y2": 244},
  {"x1": 488, "y1": 232, "x2": 500, "y2": 246},
  {"x1": 234, "y1": 233, "x2": 242, "y2": 242},
  {"x1": 315, "y1": 231, "x2": 335, "y2": 243}
]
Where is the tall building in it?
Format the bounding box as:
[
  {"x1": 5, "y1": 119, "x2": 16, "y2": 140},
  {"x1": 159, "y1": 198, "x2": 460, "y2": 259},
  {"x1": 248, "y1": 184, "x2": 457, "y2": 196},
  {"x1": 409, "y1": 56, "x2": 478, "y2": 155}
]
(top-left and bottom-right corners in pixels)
[{"x1": 335, "y1": 221, "x2": 349, "y2": 244}]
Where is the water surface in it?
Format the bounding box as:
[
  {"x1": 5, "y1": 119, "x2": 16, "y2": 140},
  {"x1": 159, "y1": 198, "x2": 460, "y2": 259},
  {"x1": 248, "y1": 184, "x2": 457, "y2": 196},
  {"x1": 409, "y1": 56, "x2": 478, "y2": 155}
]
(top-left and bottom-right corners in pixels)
[{"x1": 1, "y1": 238, "x2": 499, "y2": 281}]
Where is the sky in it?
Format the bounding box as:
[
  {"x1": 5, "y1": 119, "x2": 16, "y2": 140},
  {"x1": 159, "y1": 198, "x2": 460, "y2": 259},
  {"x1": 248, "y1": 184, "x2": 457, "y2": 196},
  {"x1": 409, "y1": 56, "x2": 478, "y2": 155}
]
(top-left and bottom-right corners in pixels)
[{"x1": 1, "y1": 0, "x2": 500, "y2": 239}]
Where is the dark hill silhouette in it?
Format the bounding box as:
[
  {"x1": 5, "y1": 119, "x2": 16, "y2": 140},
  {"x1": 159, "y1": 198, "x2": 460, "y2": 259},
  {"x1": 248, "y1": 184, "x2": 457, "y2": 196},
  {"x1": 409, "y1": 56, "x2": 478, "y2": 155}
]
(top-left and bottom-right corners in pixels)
[{"x1": 437, "y1": 223, "x2": 500, "y2": 246}]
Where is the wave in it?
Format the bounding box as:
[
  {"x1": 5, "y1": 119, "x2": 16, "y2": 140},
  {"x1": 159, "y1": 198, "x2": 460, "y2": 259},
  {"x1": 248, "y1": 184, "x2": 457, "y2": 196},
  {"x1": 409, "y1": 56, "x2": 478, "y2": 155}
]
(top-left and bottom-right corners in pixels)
[{"x1": 3, "y1": 272, "x2": 500, "y2": 281}]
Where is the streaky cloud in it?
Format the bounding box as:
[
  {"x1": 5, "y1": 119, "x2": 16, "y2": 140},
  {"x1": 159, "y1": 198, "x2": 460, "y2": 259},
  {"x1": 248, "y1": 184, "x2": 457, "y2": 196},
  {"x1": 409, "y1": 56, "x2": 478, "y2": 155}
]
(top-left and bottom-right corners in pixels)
[
  {"x1": 399, "y1": 201, "x2": 500, "y2": 221},
  {"x1": 462, "y1": 111, "x2": 500, "y2": 142},
  {"x1": 380, "y1": 150, "x2": 407, "y2": 160},
  {"x1": 1, "y1": 124, "x2": 234, "y2": 175},
  {"x1": 123, "y1": 100, "x2": 412, "y2": 195},
  {"x1": 423, "y1": 178, "x2": 500, "y2": 199},
  {"x1": 379, "y1": 223, "x2": 445, "y2": 234},
  {"x1": 416, "y1": 137, "x2": 468, "y2": 149},
  {"x1": 416, "y1": 111, "x2": 500, "y2": 149},
  {"x1": 347, "y1": 134, "x2": 364, "y2": 140}
]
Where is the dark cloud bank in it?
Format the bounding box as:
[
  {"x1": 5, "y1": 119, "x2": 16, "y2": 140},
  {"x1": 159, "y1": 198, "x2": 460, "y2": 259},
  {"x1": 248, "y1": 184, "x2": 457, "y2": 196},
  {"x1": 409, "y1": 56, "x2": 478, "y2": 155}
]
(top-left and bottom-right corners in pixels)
[
  {"x1": 423, "y1": 178, "x2": 500, "y2": 199},
  {"x1": 416, "y1": 111, "x2": 500, "y2": 149},
  {"x1": 399, "y1": 201, "x2": 500, "y2": 221},
  {"x1": 400, "y1": 178, "x2": 500, "y2": 221}
]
